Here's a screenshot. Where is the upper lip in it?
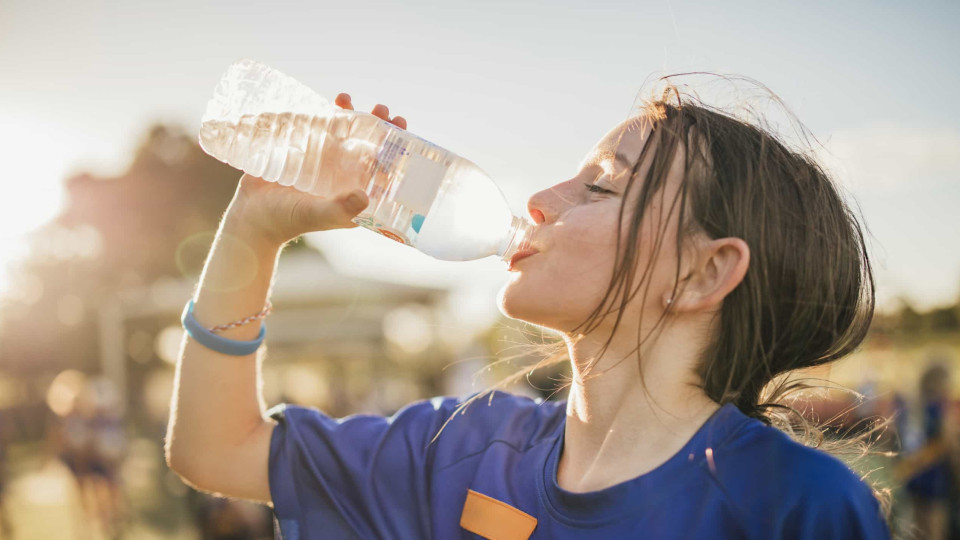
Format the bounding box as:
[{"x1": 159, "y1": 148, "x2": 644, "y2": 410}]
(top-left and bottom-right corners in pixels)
[{"x1": 509, "y1": 249, "x2": 539, "y2": 266}]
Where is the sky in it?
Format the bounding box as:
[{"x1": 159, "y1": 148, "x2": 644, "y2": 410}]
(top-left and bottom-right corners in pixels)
[{"x1": 1, "y1": 0, "x2": 958, "y2": 318}]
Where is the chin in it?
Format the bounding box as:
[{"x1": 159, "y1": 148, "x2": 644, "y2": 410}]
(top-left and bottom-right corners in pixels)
[
  {"x1": 497, "y1": 279, "x2": 537, "y2": 323},
  {"x1": 497, "y1": 280, "x2": 569, "y2": 331},
  {"x1": 496, "y1": 280, "x2": 521, "y2": 319}
]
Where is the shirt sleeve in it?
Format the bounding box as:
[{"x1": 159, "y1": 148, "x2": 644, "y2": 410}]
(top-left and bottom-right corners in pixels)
[
  {"x1": 783, "y1": 480, "x2": 891, "y2": 540},
  {"x1": 267, "y1": 396, "x2": 460, "y2": 540}
]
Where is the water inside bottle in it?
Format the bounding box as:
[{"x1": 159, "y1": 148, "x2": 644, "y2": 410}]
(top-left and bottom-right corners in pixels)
[
  {"x1": 413, "y1": 161, "x2": 515, "y2": 260},
  {"x1": 200, "y1": 110, "x2": 518, "y2": 261}
]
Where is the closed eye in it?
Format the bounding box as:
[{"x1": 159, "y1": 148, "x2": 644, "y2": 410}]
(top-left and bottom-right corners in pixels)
[{"x1": 584, "y1": 183, "x2": 616, "y2": 195}]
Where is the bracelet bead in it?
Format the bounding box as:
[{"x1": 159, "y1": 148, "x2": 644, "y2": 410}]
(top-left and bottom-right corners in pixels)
[{"x1": 209, "y1": 300, "x2": 273, "y2": 333}]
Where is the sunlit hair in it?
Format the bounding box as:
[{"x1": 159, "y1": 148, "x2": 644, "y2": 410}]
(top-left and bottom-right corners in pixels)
[{"x1": 436, "y1": 74, "x2": 892, "y2": 519}]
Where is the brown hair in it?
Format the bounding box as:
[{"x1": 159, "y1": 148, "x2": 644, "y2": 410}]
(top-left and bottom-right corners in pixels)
[
  {"x1": 440, "y1": 74, "x2": 890, "y2": 513},
  {"x1": 648, "y1": 88, "x2": 874, "y2": 417}
]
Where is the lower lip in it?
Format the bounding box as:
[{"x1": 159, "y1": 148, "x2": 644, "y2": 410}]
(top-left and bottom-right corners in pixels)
[{"x1": 508, "y1": 253, "x2": 536, "y2": 271}]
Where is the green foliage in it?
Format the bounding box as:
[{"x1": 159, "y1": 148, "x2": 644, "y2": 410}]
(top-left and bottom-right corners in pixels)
[{"x1": 889, "y1": 297, "x2": 960, "y2": 336}]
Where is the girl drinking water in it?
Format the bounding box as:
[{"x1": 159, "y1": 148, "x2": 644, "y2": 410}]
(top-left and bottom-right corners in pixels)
[{"x1": 166, "y1": 82, "x2": 890, "y2": 539}]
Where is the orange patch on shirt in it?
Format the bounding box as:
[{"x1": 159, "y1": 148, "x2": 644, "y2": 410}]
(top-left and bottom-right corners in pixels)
[{"x1": 459, "y1": 489, "x2": 538, "y2": 540}]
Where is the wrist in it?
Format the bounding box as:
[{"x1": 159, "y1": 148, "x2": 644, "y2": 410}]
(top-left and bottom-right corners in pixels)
[{"x1": 221, "y1": 198, "x2": 286, "y2": 253}]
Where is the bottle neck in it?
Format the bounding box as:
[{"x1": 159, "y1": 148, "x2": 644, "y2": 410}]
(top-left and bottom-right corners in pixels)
[{"x1": 498, "y1": 215, "x2": 533, "y2": 262}]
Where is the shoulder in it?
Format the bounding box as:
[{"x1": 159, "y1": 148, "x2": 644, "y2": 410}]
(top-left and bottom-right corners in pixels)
[
  {"x1": 268, "y1": 391, "x2": 564, "y2": 451},
  {"x1": 713, "y1": 421, "x2": 888, "y2": 538},
  {"x1": 721, "y1": 421, "x2": 860, "y2": 482},
  {"x1": 432, "y1": 391, "x2": 564, "y2": 444}
]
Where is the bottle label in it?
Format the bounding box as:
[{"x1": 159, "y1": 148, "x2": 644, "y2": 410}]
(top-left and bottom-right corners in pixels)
[
  {"x1": 376, "y1": 138, "x2": 408, "y2": 174},
  {"x1": 376, "y1": 227, "x2": 409, "y2": 245},
  {"x1": 375, "y1": 127, "x2": 448, "y2": 216},
  {"x1": 352, "y1": 215, "x2": 412, "y2": 246},
  {"x1": 394, "y1": 153, "x2": 445, "y2": 216}
]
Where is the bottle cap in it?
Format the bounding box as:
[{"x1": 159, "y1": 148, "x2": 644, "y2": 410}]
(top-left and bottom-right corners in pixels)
[{"x1": 498, "y1": 216, "x2": 533, "y2": 262}]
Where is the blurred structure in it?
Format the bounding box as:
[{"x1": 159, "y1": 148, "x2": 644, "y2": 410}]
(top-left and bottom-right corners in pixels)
[{"x1": 112, "y1": 246, "x2": 453, "y2": 421}]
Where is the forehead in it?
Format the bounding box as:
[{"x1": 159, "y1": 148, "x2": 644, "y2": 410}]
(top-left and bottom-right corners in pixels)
[{"x1": 585, "y1": 116, "x2": 652, "y2": 164}]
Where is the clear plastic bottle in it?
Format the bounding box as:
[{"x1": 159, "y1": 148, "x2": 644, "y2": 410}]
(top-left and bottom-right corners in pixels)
[{"x1": 199, "y1": 59, "x2": 532, "y2": 262}]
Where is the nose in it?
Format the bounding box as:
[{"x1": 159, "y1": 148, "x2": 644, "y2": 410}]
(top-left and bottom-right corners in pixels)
[
  {"x1": 527, "y1": 205, "x2": 546, "y2": 225},
  {"x1": 527, "y1": 180, "x2": 578, "y2": 225},
  {"x1": 526, "y1": 192, "x2": 547, "y2": 225}
]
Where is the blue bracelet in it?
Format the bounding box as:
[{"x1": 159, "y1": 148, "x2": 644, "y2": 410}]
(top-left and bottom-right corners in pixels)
[{"x1": 181, "y1": 299, "x2": 266, "y2": 356}]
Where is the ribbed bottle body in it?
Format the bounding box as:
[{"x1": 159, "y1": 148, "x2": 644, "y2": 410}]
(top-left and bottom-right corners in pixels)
[
  {"x1": 199, "y1": 110, "x2": 382, "y2": 196},
  {"x1": 199, "y1": 59, "x2": 530, "y2": 261}
]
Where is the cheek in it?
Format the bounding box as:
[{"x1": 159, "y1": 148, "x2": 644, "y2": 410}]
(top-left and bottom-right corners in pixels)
[
  {"x1": 500, "y1": 196, "x2": 685, "y2": 329},
  {"x1": 498, "y1": 256, "x2": 615, "y2": 330},
  {"x1": 631, "y1": 206, "x2": 683, "y2": 302},
  {"x1": 498, "y1": 210, "x2": 620, "y2": 328}
]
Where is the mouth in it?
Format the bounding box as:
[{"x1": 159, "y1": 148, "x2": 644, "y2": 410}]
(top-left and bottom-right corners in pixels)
[{"x1": 508, "y1": 249, "x2": 539, "y2": 271}]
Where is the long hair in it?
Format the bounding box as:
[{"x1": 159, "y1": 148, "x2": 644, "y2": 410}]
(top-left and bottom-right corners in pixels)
[{"x1": 438, "y1": 74, "x2": 891, "y2": 515}]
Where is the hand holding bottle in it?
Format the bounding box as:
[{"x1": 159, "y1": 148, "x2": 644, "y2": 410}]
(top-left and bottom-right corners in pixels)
[{"x1": 226, "y1": 95, "x2": 408, "y2": 246}]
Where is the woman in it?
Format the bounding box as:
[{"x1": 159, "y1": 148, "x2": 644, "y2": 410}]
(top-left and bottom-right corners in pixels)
[
  {"x1": 166, "y1": 85, "x2": 890, "y2": 538},
  {"x1": 903, "y1": 361, "x2": 957, "y2": 540}
]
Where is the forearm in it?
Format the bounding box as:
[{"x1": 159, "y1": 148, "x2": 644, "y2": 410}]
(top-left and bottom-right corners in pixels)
[{"x1": 166, "y1": 197, "x2": 285, "y2": 472}]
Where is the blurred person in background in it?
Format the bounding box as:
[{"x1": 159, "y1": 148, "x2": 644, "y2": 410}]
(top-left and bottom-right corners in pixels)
[
  {"x1": 0, "y1": 408, "x2": 10, "y2": 539},
  {"x1": 892, "y1": 391, "x2": 911, "y2": 453},
  {"x1": 897, "y1": 360, "x2": 959, "y2": 540},
  {"x1": 48, "y1": 375, "x2": 128, "y2": 539},
  {"x1": 48, "y1": 372, "x2": 95, "y2": 536},
  {"x1": 166, "y1": 81, "x2": 890, "y2": 538},
  {"x1": 85, "y1": 377, "x2": 128, "y2": 538},
  {"x1": 187, "y1": 489, "x2": 274, "y2": 540}
]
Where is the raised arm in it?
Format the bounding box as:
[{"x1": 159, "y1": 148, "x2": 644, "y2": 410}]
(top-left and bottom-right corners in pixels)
[{"x1": 165, "y1": 94, "x2": 406, "y2": 503}]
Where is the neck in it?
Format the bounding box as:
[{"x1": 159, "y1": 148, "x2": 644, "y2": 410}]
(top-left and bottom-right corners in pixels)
[{"x1": 557, "y1": 318, "x2": 719, "y2": 493}]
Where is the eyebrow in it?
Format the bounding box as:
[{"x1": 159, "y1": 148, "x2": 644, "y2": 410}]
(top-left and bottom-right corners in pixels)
[
  {"x1": 580, "y1": 149, "x2": 637, "y2": 175},
  {"x1": 613, "y1": 152, "x2": 633, "y2": 168},
  {"x1": 594, "y1": 150, "x2": 633, "y2": 168}
]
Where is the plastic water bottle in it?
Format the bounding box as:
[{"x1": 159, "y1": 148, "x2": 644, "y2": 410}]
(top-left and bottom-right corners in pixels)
[{"x1": 199, "y1": 59, "x2": 532, "y2": 263}]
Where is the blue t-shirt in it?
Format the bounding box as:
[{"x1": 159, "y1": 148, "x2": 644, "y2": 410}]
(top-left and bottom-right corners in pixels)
[{"x1": 267, "y1": 391, "x2": 889, "y2": 539}]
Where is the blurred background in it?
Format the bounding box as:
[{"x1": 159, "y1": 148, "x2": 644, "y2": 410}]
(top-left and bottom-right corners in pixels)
[{"x1": 0, "y1": 0, "x2": 958, "y2": 538}]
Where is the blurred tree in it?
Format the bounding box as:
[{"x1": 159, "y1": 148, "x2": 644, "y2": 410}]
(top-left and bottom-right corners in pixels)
[
  {"x1": 896, "y1": 299, "x2": 924, "y2": 334},
  {"x1": 0, "y1": 123, "x2": 309, "y2": 378},
  {"x1": 929, "y1": 306, "x2": 960, "y2": 333}
]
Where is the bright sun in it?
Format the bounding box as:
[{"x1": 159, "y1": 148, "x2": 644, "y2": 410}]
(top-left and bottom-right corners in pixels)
[{"x1": 0, "y1": 115, "x2": 74, "y2": 301}]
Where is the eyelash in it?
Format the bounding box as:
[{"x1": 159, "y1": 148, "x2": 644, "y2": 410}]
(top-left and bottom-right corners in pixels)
[{"x1": 584, "y1": 183, "x2": 615, "y2": 195}]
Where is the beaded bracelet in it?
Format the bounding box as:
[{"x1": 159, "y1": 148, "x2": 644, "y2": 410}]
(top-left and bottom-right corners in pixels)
[{"x1": 208, "y1": 300, "x2": 273, "y2": 333}]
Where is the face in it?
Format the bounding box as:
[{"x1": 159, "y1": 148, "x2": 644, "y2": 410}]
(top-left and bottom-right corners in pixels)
[{"x1": 498, "y1": 117, "x2": 689, "y2": 335}]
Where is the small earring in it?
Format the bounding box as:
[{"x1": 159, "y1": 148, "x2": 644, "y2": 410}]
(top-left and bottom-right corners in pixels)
[{"x1": 666, "y1": 297, "x2": 673, "y2": 305}]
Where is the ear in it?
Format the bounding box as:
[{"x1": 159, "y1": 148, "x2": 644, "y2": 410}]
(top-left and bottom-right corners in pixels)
[{"x1": 663, "y1": 237, "x2": 750, "y2": 313}]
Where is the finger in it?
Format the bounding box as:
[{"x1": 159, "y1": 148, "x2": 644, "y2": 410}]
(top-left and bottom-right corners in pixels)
[
  {"x1": 335, "y1": 93, "x2": 354, "y2": 110},
  {"x1": 371, "y1": 104, "x2": 390, "y2": 121},
  {"x1": 390, "y1": 116, "x2": 407, "y2": 130}
]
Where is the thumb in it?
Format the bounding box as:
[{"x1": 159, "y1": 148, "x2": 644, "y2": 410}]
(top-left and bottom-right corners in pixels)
[{"x1": 326, "y1": 189, "x2": 369, "y2": 226}]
